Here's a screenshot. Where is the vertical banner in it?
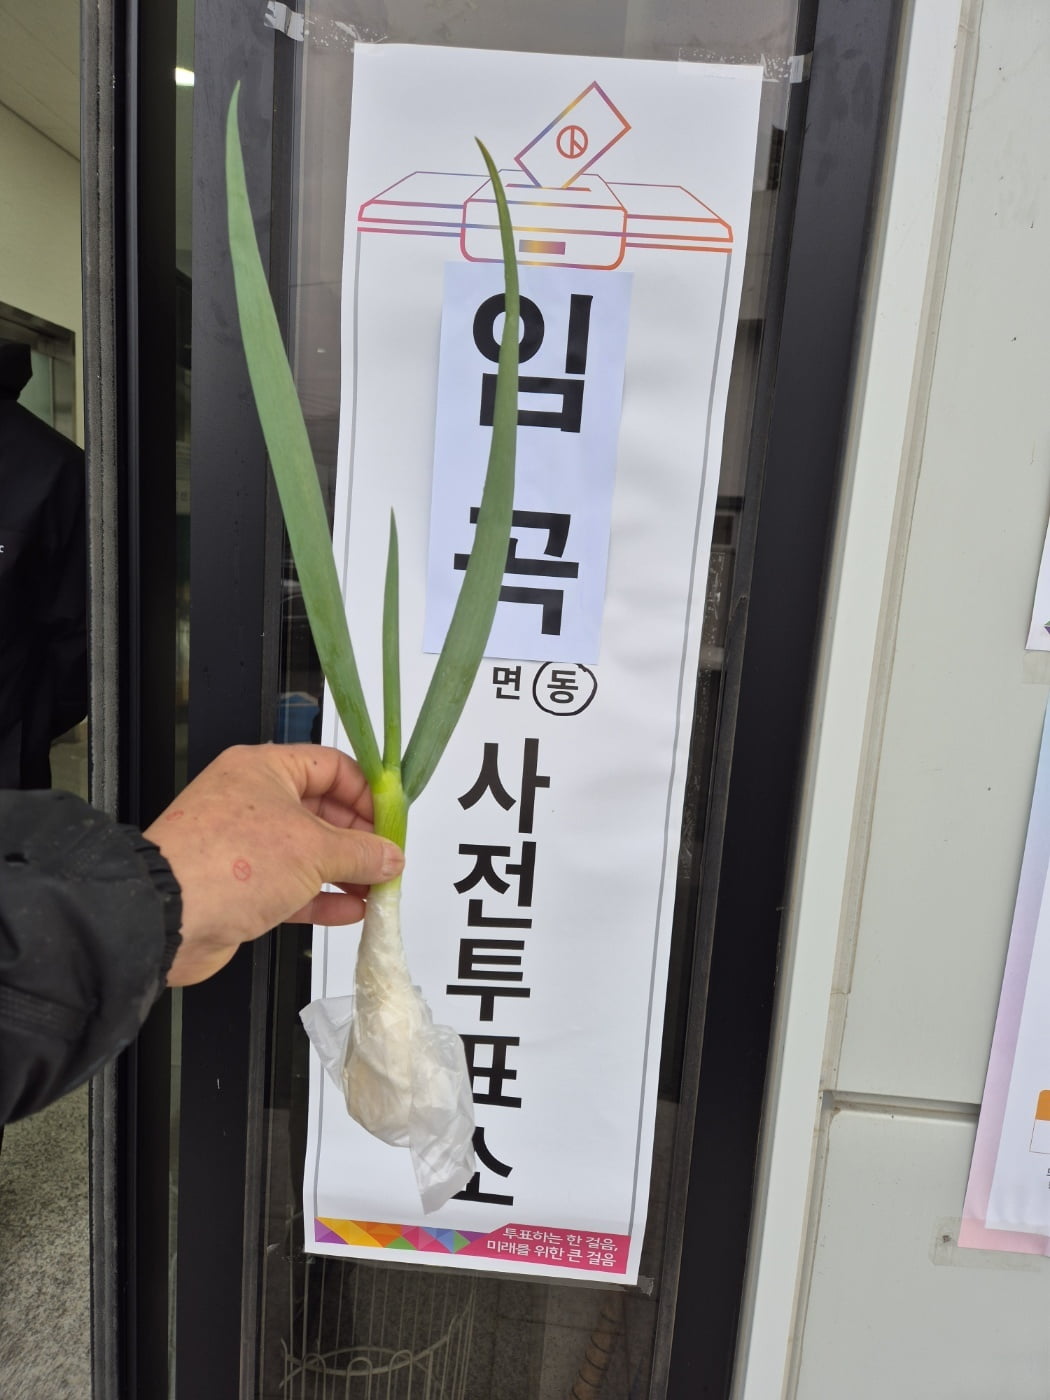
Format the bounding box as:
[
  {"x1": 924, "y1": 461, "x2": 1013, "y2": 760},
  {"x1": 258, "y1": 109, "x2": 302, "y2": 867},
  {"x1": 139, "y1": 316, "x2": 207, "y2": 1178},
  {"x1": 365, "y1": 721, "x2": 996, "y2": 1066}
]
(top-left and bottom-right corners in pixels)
[{"x1": 304, "y1": 43, "x2": 762, "y2": 1283}]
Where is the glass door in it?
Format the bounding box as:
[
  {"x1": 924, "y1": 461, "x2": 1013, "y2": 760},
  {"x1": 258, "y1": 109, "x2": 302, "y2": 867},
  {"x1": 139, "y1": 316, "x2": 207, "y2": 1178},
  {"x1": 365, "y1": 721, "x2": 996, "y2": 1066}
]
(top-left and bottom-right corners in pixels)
[
  {"x1": 251, "y1": 6, "x2": 798, "y2": 1400},
  {"x1": 149, "y1": 1, "x2": 906, "y2": 1397}
]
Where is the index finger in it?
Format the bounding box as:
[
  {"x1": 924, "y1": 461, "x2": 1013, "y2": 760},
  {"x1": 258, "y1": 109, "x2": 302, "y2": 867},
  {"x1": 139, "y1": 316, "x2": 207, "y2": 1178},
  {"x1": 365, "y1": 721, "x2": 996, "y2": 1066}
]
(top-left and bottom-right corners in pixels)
[{"x1": 279, "y1": 743, "x2": 374, "y2": 822}]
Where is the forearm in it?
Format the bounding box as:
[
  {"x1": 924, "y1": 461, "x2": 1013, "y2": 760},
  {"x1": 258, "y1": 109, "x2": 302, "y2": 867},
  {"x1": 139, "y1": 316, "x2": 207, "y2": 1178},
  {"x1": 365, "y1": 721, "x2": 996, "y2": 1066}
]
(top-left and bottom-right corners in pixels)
[{"x1": 0, "y1": 790, "x2": 180, "y2": 1124}]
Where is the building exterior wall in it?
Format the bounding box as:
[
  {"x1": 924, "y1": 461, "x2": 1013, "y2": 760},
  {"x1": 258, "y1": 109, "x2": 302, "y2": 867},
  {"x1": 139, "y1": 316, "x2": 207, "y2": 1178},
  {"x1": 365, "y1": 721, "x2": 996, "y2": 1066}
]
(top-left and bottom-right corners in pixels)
[{"x1": 736, "y1": 1, "x2": 1050, "y2": 1394}]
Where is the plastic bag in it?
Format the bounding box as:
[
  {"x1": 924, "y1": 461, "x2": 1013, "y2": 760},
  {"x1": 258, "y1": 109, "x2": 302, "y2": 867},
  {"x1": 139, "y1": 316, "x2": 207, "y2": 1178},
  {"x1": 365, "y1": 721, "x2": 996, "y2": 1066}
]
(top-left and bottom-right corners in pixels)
[{"x1": 300, "y1": 882, "x2": 475, "y2": 1213}]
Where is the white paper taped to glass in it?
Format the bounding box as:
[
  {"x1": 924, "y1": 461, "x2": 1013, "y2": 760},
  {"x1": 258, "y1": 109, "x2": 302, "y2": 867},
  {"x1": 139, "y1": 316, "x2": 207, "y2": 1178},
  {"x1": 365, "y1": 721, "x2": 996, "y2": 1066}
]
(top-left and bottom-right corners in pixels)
[{"x1": 301, "y1": 41, "x2": 762, "y2": 1284}]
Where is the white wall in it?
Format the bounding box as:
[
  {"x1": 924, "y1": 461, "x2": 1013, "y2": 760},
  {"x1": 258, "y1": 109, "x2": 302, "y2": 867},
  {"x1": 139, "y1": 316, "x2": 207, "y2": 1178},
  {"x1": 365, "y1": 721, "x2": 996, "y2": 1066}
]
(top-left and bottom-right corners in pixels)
[
  {"x1": 0, "y1": 100, "x2": 83, "y2": 442},
  {"x1": 736, "y1": 1, "x2": 1050, "y2": 1395}
]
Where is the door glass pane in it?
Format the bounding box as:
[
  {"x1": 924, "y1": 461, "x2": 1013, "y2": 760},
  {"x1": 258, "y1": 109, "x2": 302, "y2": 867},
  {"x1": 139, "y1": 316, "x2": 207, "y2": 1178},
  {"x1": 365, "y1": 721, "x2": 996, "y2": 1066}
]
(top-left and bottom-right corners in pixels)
[
  {"x1": 175, "y1": 0, "x2": 194, "y2": 784},
  {"x1": 255, "y1": 3, "x2": 799, "y2": 1396},
  {"x1": 171, "y1": 4, "x2": 195, "y2": 1392},
  {"x1": 0, "y1": 306, "x2": 85, "y2": 797}
]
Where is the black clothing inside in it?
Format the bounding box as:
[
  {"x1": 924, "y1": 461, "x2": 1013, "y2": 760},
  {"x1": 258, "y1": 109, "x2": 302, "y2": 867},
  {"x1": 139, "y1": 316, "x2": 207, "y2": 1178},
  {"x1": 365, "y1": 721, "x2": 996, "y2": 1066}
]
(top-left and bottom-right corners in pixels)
[{"x1": 0, "y1": 339, "x2": 88, "y2": 789}]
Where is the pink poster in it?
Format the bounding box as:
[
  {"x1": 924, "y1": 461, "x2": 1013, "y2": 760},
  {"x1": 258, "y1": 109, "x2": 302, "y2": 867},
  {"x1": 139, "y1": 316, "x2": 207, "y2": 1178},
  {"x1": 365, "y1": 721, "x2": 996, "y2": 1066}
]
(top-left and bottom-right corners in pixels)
[{"x1": 961, "y1": 698, "x2": 1050, "y2": 1253}]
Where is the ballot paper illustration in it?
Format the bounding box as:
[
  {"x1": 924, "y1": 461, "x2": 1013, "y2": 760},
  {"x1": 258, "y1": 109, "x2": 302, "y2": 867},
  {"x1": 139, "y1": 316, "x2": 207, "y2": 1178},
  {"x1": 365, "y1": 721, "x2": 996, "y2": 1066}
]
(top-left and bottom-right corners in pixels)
[{"x1": 358, "y1": 82, "x2": 733, "y2": 271}]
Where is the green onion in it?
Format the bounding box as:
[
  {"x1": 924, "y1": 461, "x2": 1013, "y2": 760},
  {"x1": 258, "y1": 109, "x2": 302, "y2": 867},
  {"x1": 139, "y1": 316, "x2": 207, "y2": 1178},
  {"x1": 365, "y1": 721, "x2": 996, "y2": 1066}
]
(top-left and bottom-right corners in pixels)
[{"x1": 227, "y1": 88, "x2": 520, "y2": 1191}]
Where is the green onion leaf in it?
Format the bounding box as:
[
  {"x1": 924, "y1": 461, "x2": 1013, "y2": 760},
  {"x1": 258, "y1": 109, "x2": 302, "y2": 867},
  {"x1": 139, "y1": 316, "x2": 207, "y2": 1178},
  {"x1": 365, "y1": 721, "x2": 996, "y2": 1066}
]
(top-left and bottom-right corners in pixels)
[
  {"x1": 400, "y1": 139, "x2": 519, "y2": 802},
  {"x1": 382, "y1": 512, "x2": 401, "y2": 771},
  {"x1": 225, "y1": 84, "x2": 382, "y2": 785},
  {"x1": 228, "y1": 92, "x2": 518, "y2": 812}
]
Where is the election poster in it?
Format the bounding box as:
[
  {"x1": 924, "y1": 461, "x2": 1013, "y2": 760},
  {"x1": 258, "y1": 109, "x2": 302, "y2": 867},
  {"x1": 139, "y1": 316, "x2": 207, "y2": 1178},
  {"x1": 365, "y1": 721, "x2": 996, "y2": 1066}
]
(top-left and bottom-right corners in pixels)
[{"x1": 302, "y1": 42, "x2": 762, "y2": 1283}]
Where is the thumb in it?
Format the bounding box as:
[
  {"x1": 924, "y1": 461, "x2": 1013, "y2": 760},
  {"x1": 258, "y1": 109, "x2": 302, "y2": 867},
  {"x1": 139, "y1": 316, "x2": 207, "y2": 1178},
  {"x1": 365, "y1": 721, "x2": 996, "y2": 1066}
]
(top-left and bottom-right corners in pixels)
[{"x1": 317, "y1": 824, "x2": 404, "y2": 887}]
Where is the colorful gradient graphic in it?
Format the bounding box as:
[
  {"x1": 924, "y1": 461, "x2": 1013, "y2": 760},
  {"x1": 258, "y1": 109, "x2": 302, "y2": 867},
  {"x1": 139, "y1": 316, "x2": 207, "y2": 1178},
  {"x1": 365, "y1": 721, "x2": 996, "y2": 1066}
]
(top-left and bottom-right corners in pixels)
[{"x1": 315, "y1": 1219, "x2": 631, "y2": 1274}]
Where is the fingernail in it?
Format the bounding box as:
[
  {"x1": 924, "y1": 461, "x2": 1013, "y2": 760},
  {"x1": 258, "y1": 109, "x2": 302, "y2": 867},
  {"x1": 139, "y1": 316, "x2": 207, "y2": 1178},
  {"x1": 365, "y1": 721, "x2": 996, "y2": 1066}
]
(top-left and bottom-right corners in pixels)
[{"x1": 381, "y1": 841, "x2": 405, "y2": 880}]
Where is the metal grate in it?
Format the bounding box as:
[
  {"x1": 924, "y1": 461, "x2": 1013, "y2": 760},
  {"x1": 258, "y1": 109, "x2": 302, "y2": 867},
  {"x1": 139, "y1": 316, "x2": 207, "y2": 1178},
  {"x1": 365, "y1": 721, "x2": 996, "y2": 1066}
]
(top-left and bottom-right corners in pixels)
[{"x1": 281, "y1": 1250, "x2": 477, "y2": 1400}]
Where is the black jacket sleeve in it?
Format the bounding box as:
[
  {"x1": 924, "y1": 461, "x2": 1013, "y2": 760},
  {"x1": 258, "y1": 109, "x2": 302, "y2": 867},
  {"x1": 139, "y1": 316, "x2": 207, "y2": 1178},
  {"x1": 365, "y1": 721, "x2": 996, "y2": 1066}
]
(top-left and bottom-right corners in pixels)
[{"x1": 0, "y1": 789, "x2": 182, "y2": 1124}]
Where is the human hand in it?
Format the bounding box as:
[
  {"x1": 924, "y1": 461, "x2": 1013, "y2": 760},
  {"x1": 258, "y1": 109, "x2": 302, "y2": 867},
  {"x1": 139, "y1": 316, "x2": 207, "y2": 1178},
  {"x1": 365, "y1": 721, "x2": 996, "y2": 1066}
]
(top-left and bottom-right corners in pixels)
[{"x1": 144, "y1": 743, "x2": 403, "y2": 987}]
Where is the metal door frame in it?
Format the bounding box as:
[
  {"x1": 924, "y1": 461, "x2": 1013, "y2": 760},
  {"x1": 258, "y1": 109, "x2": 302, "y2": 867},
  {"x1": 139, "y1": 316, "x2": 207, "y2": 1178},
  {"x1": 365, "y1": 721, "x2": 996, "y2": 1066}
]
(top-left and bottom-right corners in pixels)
[{"x1": 83, "y1": 0, "x2": 179, "y2": 1395}]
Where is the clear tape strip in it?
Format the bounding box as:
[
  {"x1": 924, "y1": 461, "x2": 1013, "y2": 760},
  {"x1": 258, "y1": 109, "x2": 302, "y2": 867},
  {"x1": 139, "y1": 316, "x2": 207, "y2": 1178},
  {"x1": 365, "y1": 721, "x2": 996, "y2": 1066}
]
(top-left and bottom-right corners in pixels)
[
  {"x1": 263, "y1": 2, "x2": 384, "y2": 50},
  {"x1": 263, "y1": 2, "x2": 304, "y2": 42},
  {"x1": 260, "y1": 12, "x2": 812, "y2": 85},
  {"x1": 675, "y1": 48, "x2": 813, "y2": 83}
]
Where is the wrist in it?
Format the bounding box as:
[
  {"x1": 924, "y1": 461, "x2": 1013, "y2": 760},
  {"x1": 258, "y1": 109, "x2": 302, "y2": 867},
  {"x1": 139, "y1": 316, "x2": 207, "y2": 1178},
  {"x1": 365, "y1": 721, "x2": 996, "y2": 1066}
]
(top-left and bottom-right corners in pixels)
[{"x1": 122, "y1": 828, "x2": 184, "y2": 985}]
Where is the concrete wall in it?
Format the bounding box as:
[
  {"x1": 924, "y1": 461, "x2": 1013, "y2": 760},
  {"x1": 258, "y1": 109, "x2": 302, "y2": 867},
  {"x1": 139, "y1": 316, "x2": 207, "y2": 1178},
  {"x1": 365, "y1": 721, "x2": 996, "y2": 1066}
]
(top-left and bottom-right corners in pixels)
[{"x1": 737, "y1": 1, "x2": 1050, "y2": 1394}]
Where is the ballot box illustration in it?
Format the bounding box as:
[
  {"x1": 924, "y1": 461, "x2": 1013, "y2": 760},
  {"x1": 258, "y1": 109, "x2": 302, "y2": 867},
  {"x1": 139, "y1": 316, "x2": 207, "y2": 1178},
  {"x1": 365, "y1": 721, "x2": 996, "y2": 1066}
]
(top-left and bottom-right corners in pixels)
[{"x1": 358, "y1": 81, "x2": 734, "y2": 271}]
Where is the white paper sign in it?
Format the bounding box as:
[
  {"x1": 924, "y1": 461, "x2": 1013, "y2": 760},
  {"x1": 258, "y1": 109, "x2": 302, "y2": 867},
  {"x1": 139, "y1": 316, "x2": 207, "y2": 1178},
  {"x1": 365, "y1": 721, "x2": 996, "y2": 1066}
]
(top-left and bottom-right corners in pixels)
[
  {"x1": 425, "y1": 264, "x2": 632, "y2": 662},
  {"x1": 1027, "y1": 518, "x2": 1050, "y2": 650},
  {"x1": 304, "y1": 42, "x2": 762, "y2": 1285},
  {"x1": 986, "y1": 852, "x2": 1050, "y2": 1234}
]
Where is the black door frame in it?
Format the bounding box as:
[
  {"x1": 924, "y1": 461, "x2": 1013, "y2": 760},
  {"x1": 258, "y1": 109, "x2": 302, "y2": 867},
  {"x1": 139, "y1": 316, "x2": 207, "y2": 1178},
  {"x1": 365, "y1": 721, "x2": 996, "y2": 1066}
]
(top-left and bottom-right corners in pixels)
[
  {"x1": 84, "y1": 0, "x2": 905, "y2": 1394},
  {"x1": 83, "y1": 0, "x2": 179, "y2": 1396}
]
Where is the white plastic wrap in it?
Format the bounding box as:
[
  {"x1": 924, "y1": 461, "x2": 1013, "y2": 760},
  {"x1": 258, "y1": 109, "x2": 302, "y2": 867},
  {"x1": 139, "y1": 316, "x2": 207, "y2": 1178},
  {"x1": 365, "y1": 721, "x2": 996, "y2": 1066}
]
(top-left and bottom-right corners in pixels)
[{"x1": 300, "y1": 881, "x2": 475, "y2": 1213}]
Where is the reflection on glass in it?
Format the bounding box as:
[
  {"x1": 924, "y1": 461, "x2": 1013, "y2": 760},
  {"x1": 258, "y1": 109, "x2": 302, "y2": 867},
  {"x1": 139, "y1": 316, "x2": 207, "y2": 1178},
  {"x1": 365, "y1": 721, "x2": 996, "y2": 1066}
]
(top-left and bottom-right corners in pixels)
[
  {"x1": 170, "y1": 5, "x2": 195, "y2": 1396},
  {"x1": 175, "y1": 0, "x2": 194, "y2": 789},
  {"x1": 0, "y1": 315, "x2": 88, "y2": 800},
  {"x1": 255, "y1": 2, "x2": 799, "y2": 1395}
]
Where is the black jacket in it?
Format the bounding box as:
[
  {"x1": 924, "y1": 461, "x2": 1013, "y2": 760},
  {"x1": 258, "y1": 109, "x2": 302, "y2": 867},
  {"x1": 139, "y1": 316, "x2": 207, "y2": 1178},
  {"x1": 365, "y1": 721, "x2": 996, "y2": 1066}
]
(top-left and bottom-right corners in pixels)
[
  {"x1": 0, "y1": 340, "x2": 88, "y2": 789},
  {"x1": 0, "y1": 789, "x2": 182, "y2": 1124}
]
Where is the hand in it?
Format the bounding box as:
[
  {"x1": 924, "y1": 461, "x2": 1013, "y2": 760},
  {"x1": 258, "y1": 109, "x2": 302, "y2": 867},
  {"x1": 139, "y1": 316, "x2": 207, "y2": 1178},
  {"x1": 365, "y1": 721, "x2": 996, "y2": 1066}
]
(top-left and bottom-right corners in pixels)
[{"x1": 144, "y1": 743, "x2": 403, "y2": 987}]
